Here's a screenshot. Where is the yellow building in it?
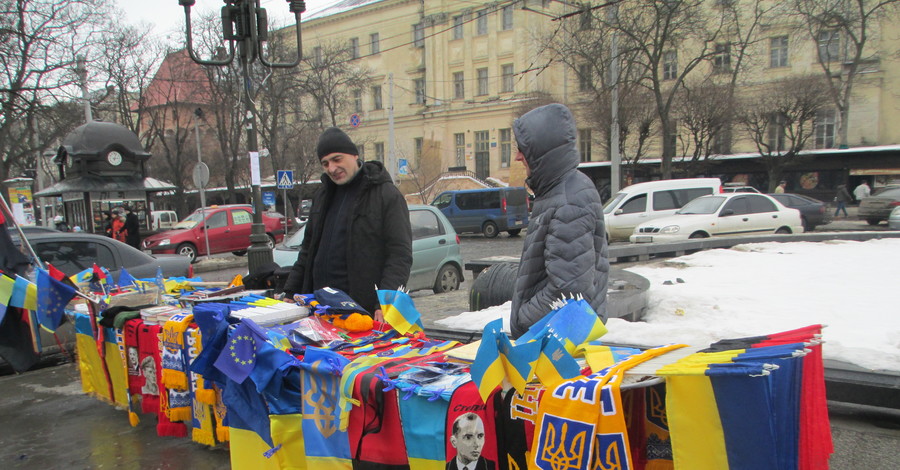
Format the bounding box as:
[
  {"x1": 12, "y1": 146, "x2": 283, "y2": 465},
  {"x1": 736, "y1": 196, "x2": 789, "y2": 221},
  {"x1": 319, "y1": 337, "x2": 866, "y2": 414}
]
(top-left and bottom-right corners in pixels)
[{"x1": 293, "y1": 0, "x2": 900, "y2": 193}]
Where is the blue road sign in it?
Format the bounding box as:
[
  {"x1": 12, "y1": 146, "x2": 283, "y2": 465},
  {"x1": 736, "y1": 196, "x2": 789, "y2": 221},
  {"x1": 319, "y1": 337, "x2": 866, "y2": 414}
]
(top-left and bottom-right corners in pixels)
[
  {"x1": 262, "y1": 191, "x2": 276, "y2": 207},
  {"x1": 276, "y1": 170, "x2": 294, "y2": 189},
  {"x1": 350, "y1": 113, "x2": 361, "y2": 128}
]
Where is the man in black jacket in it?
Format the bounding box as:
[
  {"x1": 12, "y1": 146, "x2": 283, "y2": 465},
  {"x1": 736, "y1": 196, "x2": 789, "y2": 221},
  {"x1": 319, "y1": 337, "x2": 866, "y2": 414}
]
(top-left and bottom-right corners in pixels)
[{"x1": 281, "y1": 127, "x2": 412, "y2": 322}]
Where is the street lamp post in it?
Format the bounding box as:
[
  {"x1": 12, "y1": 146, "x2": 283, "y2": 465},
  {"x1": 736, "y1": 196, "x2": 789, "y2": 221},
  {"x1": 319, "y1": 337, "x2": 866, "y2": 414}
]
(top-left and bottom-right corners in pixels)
[{"x1": 179, "y1": 0, "x2": 305, "y2": 275}]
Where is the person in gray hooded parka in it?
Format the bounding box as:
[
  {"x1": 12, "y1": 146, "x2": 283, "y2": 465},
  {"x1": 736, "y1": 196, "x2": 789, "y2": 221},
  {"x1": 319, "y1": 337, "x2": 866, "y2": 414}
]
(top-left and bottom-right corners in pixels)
[{"x1": 509, "y1": 103, "x2": 609, "y2": 338}]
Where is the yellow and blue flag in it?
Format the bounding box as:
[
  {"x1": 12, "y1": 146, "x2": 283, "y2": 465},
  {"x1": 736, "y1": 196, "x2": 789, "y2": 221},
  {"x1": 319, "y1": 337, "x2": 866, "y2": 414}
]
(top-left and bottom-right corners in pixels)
[
  {"x1": 469, "y1": 318, "x2": 506, "y2": 403},
  {"x1": 497, "y1": 331, "x2": 541, "y2": 393},
  {"x1": 518, "y1": 296, "x2": 608, "y2": 353},
  {"x1": 0, "y1": 274, "x2": 14, "y2": 324},
  {"x1": 9, "y1": 275, "x2": 37, "y2": 311},
  {"x1": 377, "y1": 288, "x2": 424, "y2": 334},
  {"x1": 36, "y1": 268, "x2": 77, "y2": 333},
  {"x1": 534, "y1": 334, "x2": 582, "y2": 389}
]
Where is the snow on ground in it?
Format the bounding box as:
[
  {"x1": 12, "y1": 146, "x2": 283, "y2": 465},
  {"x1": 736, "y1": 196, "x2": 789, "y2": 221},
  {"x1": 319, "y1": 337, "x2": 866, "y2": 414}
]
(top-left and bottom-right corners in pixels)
[{"x1": 435, "y1": 238, "x2": 900, "y2": 373}]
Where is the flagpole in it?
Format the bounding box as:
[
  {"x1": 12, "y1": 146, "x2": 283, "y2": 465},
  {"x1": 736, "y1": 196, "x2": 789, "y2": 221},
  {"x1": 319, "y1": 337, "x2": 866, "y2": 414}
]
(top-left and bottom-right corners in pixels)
[{"x1": 0, "y1": 192, "x2": 43, "y2": 270}]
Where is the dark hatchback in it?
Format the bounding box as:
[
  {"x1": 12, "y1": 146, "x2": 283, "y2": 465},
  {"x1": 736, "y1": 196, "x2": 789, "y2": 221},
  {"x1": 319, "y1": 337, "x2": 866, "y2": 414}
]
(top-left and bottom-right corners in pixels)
[{"x1": 767, "y1": 193, "x2": 832, "y2": 232}]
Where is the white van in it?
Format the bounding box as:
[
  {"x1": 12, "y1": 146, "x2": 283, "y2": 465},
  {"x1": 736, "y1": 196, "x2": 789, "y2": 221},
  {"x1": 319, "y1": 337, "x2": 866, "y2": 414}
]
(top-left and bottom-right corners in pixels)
[
  {"x1": 603, "y1": 178, "x2": 722, "y2": 241},
  {"x1": 151, "y1": 210, "x2": 178, "y2": 231}
]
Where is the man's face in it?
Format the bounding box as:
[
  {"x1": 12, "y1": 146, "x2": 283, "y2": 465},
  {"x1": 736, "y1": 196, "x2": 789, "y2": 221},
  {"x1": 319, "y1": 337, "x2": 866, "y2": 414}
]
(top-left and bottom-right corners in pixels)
[
  {"x1": 320, "y1": 152, "x2": 360, "y2": 185},
  {"x1": 515, "y1": 150, "x2": 530, "y2": 177},
  {"x1": 451, "y1": 416, "x2": 485, "y2": 465}
]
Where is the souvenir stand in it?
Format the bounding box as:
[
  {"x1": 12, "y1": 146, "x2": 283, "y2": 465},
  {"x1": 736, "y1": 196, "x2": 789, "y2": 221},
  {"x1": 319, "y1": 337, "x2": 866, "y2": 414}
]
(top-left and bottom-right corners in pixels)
[{"x1": 69, "y1": 271, "x2": 834, "y2": 470}]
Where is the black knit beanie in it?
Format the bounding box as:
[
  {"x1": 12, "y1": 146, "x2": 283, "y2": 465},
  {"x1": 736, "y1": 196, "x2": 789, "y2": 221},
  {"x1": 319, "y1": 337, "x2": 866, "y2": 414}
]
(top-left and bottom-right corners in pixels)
[{"x1": 316, "y1": 127, "x2": 359, "y2": 159}]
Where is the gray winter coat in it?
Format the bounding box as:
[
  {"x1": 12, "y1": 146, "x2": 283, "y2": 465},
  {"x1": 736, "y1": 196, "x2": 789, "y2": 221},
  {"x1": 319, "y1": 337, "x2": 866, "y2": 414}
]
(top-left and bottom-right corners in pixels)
[{"x1": 510, "y1": 104, "x2": 609, "y2": 338}]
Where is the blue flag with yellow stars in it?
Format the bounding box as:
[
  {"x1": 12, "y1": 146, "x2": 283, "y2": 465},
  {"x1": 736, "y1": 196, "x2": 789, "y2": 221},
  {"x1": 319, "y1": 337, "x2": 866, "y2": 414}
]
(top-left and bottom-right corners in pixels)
[
  {"x1": 213, "y1": 319, "x2": 268, "y2": 384},
  {"x1": 36, "y1": 268, "x2": 77, "y2": 333}
]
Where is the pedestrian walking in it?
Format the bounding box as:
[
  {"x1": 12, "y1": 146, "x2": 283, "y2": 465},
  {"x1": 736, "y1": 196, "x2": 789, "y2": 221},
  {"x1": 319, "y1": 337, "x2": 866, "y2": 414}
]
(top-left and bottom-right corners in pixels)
[
  {"x1": 834, "y1": 184, "x2": 852, "y2": 217},
  {"x1": 775, "y1": 181, "x2": 787, "y2": 193}
]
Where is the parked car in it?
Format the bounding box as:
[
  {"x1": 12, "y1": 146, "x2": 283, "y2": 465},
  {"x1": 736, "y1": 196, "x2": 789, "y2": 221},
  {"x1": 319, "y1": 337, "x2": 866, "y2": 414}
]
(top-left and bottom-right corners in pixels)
[
  {"x1": 889, "y1": 206, "x2": 900, "y2": 230},
  {"x1": 630, "y1": 193, "x2": 803, "y2": 243},
  {"x1": 603, "y1": 178, "x2": 722, "y2": 242},
  {"x1": 722, "y1": 183, "x2": 761, "y2": 193},
  {"x1": 23, "y1": 231, "x2": 193, "y2": 279},
  {"x1": 150, "y1": 210, "x2": 178, "y2": 231},
  {"x1": 767, "y1": 193, "x2": 832, "y2": 232},
  {"x1": 273, "y1": 205, "x2": 464, "y2": 294},
  {"x1": 857, "y1": 186, "x2": 900, "y2": 225},
  {"x1": 141, "y1": 204, "x2": 287, "y2": 262},
  {"x1": 431, "y1": 187, "x2": 529, "y2": 238}
]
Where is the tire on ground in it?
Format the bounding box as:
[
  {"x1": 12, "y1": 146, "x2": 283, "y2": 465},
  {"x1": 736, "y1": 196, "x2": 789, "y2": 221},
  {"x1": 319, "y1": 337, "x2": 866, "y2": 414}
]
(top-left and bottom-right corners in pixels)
[{"x1": 468, "y1": 261, "x2": 519, "y2": 311}]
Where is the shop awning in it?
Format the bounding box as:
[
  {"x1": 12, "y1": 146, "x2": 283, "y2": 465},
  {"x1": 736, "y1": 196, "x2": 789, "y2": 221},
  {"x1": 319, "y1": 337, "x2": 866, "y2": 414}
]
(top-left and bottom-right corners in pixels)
[{"x1": 34, "y1": 175, "x2": 176, "y2": 197}]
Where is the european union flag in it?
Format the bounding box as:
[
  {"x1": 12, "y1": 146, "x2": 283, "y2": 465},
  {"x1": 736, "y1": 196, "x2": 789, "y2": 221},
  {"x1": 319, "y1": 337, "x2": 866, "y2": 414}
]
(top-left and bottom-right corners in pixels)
[
  {"x1": 36, "y1": 268, "x2": 77, "y2": 333},
  {"x1": 117, "y1": 267, "x2": 137, "y2": 290},
  {"x1": 155, "y1": 266, "x2": 165, "y2": 292},
  {"x1": 214, "y1": 319, "x2": 268, "y2": 384}
]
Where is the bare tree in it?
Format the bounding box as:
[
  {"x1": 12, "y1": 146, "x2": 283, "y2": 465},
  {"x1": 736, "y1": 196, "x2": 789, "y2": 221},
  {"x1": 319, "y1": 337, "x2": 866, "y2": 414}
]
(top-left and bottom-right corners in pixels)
[
  {"x1": 297, "y1": 40, "x2": 371, "y2": 128},
  {"x1": 0, "y1": 0, "x2": 112, "y2": 181},
  {"x1": 738, "y1": 75, "x2": 832, "y2": 191},
  {"x1": 676, "y1": 81, "x2": 736, "y2": 176},
  {"x1": 791, "y1": 0, "x2": 900, "y2": 148},
  {"x1": 402, "y1": 138, "x2": 444, "y2": 204}
]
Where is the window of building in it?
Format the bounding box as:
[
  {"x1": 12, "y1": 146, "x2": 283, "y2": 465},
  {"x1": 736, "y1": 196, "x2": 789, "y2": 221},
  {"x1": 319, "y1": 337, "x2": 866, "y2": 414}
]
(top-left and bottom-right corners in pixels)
[
  {"x1": 767, "y1": 113, "x2": 786, "y2": 151},
  {"x1": 370, "y1": 32, "x2": 380, "y2": 55},
  {"x1": 313, "y1": 46, "x2": 322, "y2": 66},
  {"x1": 578, "y1": 128, "x2": 592, "y2": 162},
  {"x1": 580, "y1": 9, "x2": 592, "y2": 30},
  {"x1": 452, "y1": 15, "x2": 464, "y2": 40},
  {"x1": 663, "y1": 51, "x2": 677, "y2": 80},
  {"x1": 413, "y1": 23, "x2": 425, "y2": 48},
  {"x1": 578, "y1": 64, "x2": 592, "y2": 92},
  {"x1": 817, "y1": 30, "x2": 841, "y2": 62},
  {"x1": 713, "y1": 43, "x2": 731, "y2": 73},
  {"x1": 352, "y1": 89, "x2": 362, "y2": 113},
  {"x1": 501, "y1": 64, "x2": 514, "y2": 93},
  {"x1": 414, "y1": 78, "x2": 425, "y2": 105},
  {"x1": 454, "y1": 133, "x2": 465, "y2": 166},
  {"x1": 476, "y1": 10, "x2": 488, "y2": 35},
  {"x1": 814, "y1": 109, "x2": 836, "y2": 149},
  {"x1": 453, "y1": 71, "x2": 465, "y2": 99},
  {"x1": 350, "y1": 37, "x2": 359, "y2": 59},
  {"x1": 375, "y1": 142, "x2": 384, "y2": 162},
  {"x1": 414, "y1": 137, "x2": 423, "y2": 160},
  {"x1": 477, "y1": 68, "x2": 488, "y2": 96},
  {"x1": 372, "y1": 85, "x2": 383, "y2": 110},
  {"x1": 501, "y1": 5, "x2": 514, "y2": 30},
  {"x1": 770, "y1": 36, "x2": 789, "y2": 68},
  {"x1": 499, "y1": 128, "x2": 511, "y2": 167}
]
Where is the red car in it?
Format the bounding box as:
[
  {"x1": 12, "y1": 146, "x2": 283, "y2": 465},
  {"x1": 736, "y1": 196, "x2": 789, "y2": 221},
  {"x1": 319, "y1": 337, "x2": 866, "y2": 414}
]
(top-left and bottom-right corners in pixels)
[{"x1": 141, "y1": 204, "x2": 288, "y2": 262}]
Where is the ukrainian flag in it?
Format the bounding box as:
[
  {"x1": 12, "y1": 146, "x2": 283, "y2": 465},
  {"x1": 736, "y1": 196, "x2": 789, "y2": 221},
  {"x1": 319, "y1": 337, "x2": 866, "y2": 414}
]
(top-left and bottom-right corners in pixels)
[
  {"x1": 517, "y1": 296, "x2": 607, "y2": 353},
  {"x1": 469, "y1": 318, "x2": 505, "y2": 403},
  {"x1": 377, "y1": 289, "x2": 423, "y2": 334}
]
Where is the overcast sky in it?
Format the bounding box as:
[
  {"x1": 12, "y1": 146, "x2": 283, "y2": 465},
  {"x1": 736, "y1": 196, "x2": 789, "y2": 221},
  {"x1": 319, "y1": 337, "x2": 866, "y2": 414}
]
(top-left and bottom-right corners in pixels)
[{"x1": 117, "y1": 0, "x2": 297, "y2": 40}]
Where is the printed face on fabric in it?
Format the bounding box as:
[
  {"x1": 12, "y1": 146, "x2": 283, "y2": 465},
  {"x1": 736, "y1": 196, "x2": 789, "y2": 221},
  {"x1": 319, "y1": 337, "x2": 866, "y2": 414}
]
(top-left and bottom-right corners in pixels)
[
  {"x1": 451, "y1": 412, "x2": 486, "y2": 465},
  {"x1": 321, "y1": 152, "x2": 360, "y2": 185}
]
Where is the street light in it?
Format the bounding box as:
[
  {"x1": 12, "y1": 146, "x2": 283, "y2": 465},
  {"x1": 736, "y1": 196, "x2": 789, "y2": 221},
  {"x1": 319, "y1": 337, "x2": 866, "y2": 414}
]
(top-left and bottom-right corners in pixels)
[{"x1": 179, "y1": 0, "x2": 306, "y2": 275}]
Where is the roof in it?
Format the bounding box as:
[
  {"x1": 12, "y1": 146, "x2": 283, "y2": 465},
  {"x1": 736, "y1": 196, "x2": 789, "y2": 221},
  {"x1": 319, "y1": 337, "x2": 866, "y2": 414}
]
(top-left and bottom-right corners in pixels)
[
  {"x1": 302, "y1": 0, "x2": 384, "y2": 21},
  {"x1": 59, "y1": 121, "x2": 150, "y2": 159},
  {"x1": 34, "y1": 176, "x2": 177, "y2": 197},
  {"x1": 140, "y1": 49, "x2": 213, "y2": 110}
]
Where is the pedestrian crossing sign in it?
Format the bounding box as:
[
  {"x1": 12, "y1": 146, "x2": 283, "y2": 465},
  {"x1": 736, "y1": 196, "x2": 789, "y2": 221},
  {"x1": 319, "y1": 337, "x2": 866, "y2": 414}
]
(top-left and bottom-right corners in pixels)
[{"x1": 277, "y1": 170, "x2": 294, "y2": 189}]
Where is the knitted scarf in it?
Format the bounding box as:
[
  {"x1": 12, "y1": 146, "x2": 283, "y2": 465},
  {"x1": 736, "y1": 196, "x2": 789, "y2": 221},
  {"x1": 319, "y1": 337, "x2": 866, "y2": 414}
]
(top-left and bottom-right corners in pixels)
[
  {"x1": 116, "y1": 324, "x2": 140, "y2": 426},
  {"x1": 160, "y1": 312, "x2": 193, "y2": 390},
  {"x1": 186, "y1": 326, "x2": 216, "y2": 447}
]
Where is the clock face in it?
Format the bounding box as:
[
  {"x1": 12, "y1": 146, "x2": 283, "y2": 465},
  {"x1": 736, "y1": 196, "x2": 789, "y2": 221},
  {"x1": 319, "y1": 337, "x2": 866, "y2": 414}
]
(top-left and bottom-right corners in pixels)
[{"x1": 107, "y1": 150, "x2": 123, "y2": 166}]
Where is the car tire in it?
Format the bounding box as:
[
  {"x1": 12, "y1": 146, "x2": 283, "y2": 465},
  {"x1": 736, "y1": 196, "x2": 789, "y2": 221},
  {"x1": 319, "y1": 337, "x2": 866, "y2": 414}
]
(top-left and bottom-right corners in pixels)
[
  {"x1": 232, "y1": 250, "x2": 247, "y2": 256},
  {"x1": 266, "y1": 234, "x2": 276, "y2": 250},
  {"x1": 689, "y1": 231, "x2": 709, "y2": 239},
  {"x1": 800, "y1": 216, "x2": 809, "y2": 232},
  {"x1": 866, "y1": 218, "x2": 881, "y2": 226},
  {"x1": 433, "y1": 264, "x2": 462, "y2": 294},
  {"x1": 176, "y1": 243, "x2": 198, "y2": 263},
  {"x1": 482, "y1": 221, "x2": 499, "y2": 238},
  {"x1": 507, "y1": 229, "x2": 522, "y2": 237},
  {"x1": 775, "y1": 227, "x2": 792, "y2": 234}
]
